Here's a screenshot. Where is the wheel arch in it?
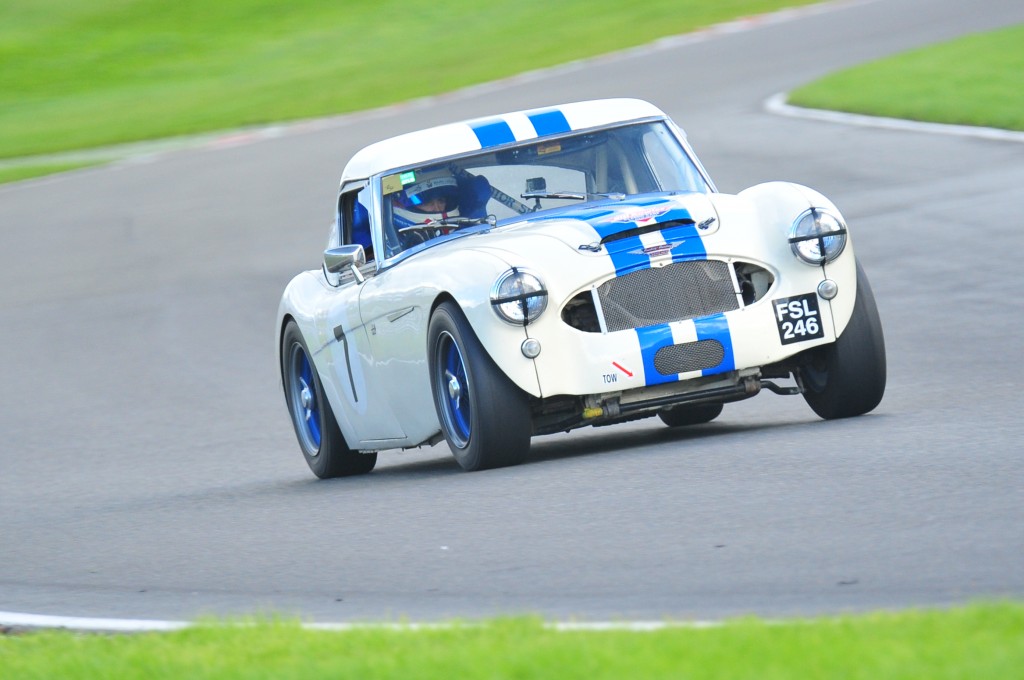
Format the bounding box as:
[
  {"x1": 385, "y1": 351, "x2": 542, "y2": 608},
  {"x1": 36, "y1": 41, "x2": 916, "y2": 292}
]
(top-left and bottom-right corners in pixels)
[
  {"x1": 424, "y1": 272, "x2": 542, "y2": 399},
  {"x1": 277, "y1": 312, "x2": 298, "y2": 383},
  {"x1": 426, "y1": 299, "x2": 532, "y2": 470}
]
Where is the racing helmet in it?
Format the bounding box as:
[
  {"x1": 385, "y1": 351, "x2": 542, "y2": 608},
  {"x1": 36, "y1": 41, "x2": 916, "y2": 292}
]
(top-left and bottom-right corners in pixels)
[{"x1": 394, "y1": 168, "x2": 460, "y2": 215}]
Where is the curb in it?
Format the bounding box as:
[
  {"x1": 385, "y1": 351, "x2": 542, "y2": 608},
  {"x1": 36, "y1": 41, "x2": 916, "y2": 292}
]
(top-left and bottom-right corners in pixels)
[
  {"x1": 764, "y1": 93, "x2": 1024, "y2": 143},
  {"x1": 0, "y1": 610, "x2": 721, "y2": 634}
]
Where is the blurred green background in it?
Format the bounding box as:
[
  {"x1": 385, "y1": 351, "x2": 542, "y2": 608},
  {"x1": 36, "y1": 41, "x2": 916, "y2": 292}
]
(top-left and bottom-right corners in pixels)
[
  {"x1": 790, "y1": 22, "x2": 1024, "y2": 131},
  {"x1": 0, "y1": 0, "x2": 820, "y2": 160},
  {"x1": 1, "y1": 1, "x2": 1019, "y2": 186}
]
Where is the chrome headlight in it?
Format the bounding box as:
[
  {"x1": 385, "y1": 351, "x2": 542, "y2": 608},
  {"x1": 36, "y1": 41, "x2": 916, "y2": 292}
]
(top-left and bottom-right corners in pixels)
[
  {"x1": 789, "y1": 208, "x2": 848, "y2": 265},
  {"x1": 490, "y1": 268, "x2": 548, "y2": 325}
]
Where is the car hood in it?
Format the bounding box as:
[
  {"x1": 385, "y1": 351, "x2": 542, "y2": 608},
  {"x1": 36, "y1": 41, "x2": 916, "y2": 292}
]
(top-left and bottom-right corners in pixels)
[{"x1": 463, "y1": 192, "x2": 722, "y2": 265}]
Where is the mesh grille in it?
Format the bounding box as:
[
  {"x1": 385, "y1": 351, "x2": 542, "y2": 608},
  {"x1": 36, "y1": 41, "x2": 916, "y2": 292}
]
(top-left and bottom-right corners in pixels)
[
  {"x1": 598, "y1": 260, "x2": 738, "y2": 332},
  {"x1": 653, "y1": 340, "x2": 725, "y2": 375}
]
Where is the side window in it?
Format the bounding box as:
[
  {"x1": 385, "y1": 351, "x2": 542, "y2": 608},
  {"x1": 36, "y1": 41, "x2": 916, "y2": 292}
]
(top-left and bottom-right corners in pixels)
[
  {"x1": 641, "y1": 125, "x2": 710, "y2": 194},
  {"x1": 338, "y1": 185, "x2": 373, "y2": 261}
]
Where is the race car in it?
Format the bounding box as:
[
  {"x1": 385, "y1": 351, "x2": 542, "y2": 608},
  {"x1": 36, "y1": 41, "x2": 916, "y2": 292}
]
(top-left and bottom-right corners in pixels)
[{"x1": 277, "y1": 98, "x2": 886, "y2": 477}]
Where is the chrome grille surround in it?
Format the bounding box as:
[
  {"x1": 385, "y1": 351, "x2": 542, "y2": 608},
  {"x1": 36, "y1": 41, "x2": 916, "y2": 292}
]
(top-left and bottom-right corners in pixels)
[{"x1": 597, "y1": 260, "x2": 739, "y2": 333}]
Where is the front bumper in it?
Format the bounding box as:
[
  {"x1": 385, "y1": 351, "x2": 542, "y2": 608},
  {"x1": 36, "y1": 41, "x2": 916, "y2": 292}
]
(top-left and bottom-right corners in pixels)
[{"x1": 523, "y1": 254, "x2": 855, "y2": 399}]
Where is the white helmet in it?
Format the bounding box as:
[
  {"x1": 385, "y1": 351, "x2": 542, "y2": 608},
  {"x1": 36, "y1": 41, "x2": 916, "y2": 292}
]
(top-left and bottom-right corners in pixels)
[{"x1": 393, "y1": 168, "x2": 461, "y2": 226}]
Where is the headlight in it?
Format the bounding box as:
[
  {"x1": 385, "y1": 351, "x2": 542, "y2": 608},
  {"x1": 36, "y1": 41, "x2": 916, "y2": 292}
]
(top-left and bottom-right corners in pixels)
[
  {"x1": 789, "y1": 208, "x2": 848, "y2": 265},
  {"x1": 490, "y1": 268, "x2": 548, "y2": 325}
]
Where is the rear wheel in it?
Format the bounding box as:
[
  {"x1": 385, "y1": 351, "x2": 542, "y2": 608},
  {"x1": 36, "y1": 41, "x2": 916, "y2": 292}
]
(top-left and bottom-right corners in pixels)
[
  {"x1": 281, "y1": 321, "x2": 376, "y2": 478},
  {"x1": 659, "y1": 403, "x2": 723, "y2": 428},
  {"x1": 428, "y1": 302, "x2": 531, "y2": 471},
  {"x1": 800, "y1": 262, "x2": 886, "y2": 419}
]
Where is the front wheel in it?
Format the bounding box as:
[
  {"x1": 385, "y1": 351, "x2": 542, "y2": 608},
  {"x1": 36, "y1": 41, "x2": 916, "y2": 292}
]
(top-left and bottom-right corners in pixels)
[
  {"x1": 428, "y1": 302, "x2": 532, "y2": 471},
  {"x1": 799, "y1": 262, "x2": 886, "y2": 419},
  {"x1": 281, "y1": 321, "x2": 377, "y2": 478}
]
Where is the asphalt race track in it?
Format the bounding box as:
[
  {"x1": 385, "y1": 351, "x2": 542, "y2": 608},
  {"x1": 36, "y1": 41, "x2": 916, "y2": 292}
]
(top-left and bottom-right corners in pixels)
[{"x1": 2, "y1": 0, "x2": 1023, "y2": 625}]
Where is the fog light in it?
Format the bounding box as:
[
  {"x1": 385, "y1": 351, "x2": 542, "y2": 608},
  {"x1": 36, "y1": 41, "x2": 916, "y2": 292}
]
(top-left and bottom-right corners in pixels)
[
  {"x1": 521, "y1": 338, "x2": 541, "y2": 358},
  {"x1": 817, "y1": 279, "x2": 839, "y2": 300}
]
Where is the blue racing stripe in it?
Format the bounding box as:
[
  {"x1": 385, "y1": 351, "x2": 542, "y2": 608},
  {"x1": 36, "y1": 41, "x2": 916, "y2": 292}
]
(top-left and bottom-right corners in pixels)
[
  {"x1": 637, "y1": 314, "x2": 735, "y2": 387},
  {"x1": 694, "y1": 313, "x2": 735, "y2": 376},
  {"x1": 470, "y1": 119, "x2": 516, "y2": 148},
  {"x1": 590, "y1": 202, "x2": 706, "y2": 275},
  {"x1": 607, "y1": 236, "x2": 648, "y2": 276},
  {"x1": 527, "y1": 109, "x2": 571, "y2": 137},
  {"x1": 635, "y1": 324, "x2": 677, "y2": 386},
  {"x1": 669, "y1": 234, "x2": 706, "y2": 262},
  {"x1": 585, "y1": 197, "x2": 669, "y2": 237}
]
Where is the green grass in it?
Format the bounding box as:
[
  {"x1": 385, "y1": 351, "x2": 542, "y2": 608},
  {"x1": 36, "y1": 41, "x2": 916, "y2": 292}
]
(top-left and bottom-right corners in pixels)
[
  {"x1": 1, "y1": 603, "x2": 1022, "y2": 679},
  {"x1": 0, "y1": 161, "x2": 103, "y2": 185},
  {"x1": 0, "y1": 0, "x2": 821, "y2": 160},
  {"x1": 789, "y1": 23, "x2": 1024, "y2": 131}
]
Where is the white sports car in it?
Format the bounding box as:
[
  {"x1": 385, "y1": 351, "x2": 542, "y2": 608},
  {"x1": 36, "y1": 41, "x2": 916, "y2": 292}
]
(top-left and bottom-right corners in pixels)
[{"x1": 277, "y1": 98, "x2": 885, "y2": 477}]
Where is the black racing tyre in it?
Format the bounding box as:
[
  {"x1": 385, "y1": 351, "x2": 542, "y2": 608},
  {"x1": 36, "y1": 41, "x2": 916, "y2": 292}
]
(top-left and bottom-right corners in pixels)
[
  {"x1": 428, "y1": 301, "x2": 532, "y2": 471},
  {"x1": 658, "y1": 403, "x2": 724, "y2": 428},
  {"x1": 800, "y1": 261, "x2": 887, "y2": 419},
  {"x1": 281, "y1": 321, "x2": 377, "y2": 478}
]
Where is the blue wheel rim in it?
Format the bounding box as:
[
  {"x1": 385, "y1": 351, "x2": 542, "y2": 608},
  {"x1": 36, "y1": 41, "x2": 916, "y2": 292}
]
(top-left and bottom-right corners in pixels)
[
  {"x1": 299, "y1": 354, "x2": 322, "y2": 447},
  {"x1": 288, "y1": 343, "x2": 321, "y2": 455},
  {"x1": 438, "y1": 331, "x2": 471, "y2": 448}
]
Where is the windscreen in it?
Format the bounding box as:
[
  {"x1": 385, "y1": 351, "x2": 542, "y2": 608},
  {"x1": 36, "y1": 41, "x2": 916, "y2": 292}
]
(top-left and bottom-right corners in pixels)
[{"x1": 378, "y1": 121, "x2": 710, "y2": 258}]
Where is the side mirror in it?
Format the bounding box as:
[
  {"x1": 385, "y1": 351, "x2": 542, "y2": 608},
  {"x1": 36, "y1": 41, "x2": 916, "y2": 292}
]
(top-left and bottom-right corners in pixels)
[{"x1": 323, "y1": 244, "x2": 366, "y2": 274}]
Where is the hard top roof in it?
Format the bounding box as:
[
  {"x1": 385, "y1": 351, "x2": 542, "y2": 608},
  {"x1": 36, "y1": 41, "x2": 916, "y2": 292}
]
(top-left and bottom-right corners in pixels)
[{"x1": 340, "y1": 98, "x2": 671, "y2": 185}]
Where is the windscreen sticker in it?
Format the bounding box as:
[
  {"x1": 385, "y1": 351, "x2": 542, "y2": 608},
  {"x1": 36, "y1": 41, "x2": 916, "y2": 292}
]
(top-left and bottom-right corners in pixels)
[{"x1": 382, "y1": 173, "x2": 405, "y2": 194}]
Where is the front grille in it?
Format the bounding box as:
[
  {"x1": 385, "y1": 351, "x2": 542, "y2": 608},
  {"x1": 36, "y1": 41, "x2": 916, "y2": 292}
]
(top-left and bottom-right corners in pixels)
[
  {"x1": 597, "y1": 260, "x2": 738, "y2": 332},
  {"x1": 654, "y1": 339, "x2": 725, "y2": 375}
]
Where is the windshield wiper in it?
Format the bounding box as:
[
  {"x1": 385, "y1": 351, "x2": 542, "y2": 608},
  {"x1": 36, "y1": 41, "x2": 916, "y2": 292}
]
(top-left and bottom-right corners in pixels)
[
  {"x1": 521, "y1": 190, "x2": 627, "y2": 202},
  {"x1": 423, "y1": 215, "x2": 496, "y2": 230},
  {"x1": 522, "y1": 190, "x2": 585, "y2": 201}
]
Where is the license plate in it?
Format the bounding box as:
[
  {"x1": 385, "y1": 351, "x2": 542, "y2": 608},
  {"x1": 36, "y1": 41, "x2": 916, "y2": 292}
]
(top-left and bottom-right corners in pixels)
[{"x1": 773, "y1": 293, "x2": 824, "y2": 345}]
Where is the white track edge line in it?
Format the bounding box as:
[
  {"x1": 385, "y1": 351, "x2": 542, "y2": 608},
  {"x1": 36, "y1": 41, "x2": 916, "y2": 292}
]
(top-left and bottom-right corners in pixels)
[
  {"x1": 765, "y1": 92, "x2": 1024, "y2": 143},
  {"x1": 0, "y1": 610, "x2": 723, "y2": 633}
]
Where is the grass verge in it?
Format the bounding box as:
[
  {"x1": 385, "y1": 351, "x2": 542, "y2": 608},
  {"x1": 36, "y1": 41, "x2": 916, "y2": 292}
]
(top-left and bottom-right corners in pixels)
[
  {"x1": 1, "y1": 603, "x2": 1022, "y2": 679},
  {"x1": 0, "y1": 0, "x2": 820, "y2": 160},
  {"x1": 0, "y1": 161, "x2": 104, "y2": 186},
  {"x1": 789, "y1": 23, "x2": 1024, "y2": 131}
]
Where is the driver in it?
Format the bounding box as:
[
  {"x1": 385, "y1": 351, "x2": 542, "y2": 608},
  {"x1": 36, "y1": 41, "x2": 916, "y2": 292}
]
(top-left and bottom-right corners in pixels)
[
  {"x1": 391, "y1": 167, "x2": 491, "y2": 246},
  {"x1": 392, "y1": 168, "x2": 463, "y2": 231}
]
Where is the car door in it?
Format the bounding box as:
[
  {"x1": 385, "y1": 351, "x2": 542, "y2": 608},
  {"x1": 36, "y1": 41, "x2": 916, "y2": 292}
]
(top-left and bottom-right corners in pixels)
[
  {"x1": 319, "y1": 183, "x2": 408, "y2": 446},
  {"x1": 355, "y1": 260, "x2": 438, "y2": 447}
]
